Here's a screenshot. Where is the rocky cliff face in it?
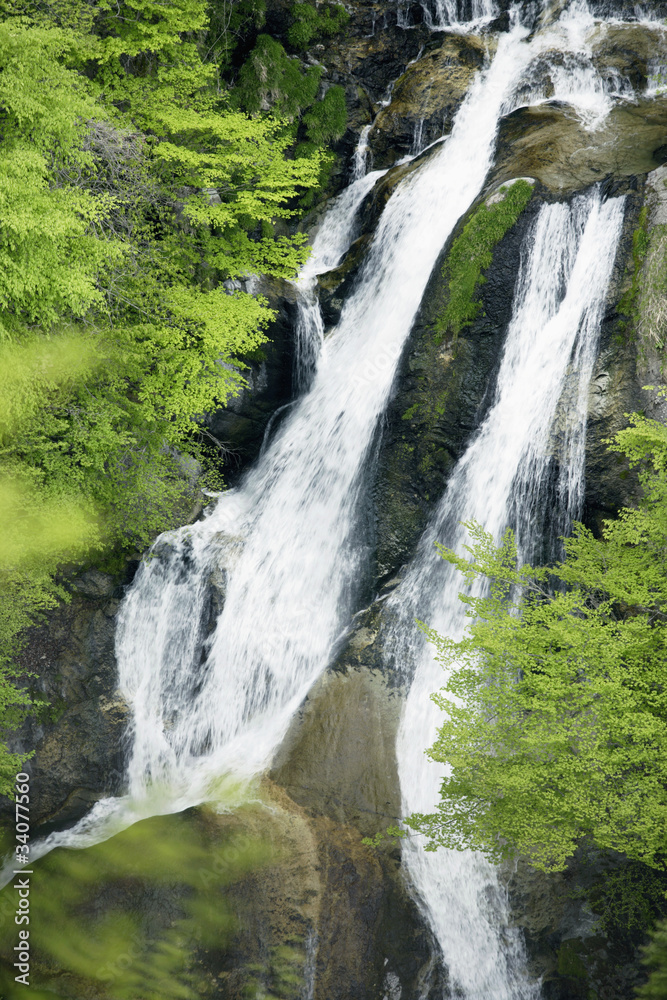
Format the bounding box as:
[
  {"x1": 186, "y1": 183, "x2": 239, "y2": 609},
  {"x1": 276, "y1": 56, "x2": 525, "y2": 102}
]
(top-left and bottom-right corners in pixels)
[{"x1": 4, "y1": 4, "x2": 667, "y2": 999}]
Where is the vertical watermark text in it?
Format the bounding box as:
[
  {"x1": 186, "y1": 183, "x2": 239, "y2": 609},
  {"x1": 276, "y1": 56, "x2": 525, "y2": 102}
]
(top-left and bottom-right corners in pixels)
[{"x1": 13, "y1": 772, "x2": 31, "y2": 986}]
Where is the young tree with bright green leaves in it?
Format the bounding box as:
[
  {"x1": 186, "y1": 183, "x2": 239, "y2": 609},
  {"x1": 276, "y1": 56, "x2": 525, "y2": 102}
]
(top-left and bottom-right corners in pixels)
[
  {"x1": 0, "y1": 0, "x2": 323, "y2": 532},
  {"x1": 231, "y1": 33, "x2": 348, "y2": 206},
  {"x1": 408, "y1": 413, "x2": 667, "y2": 873}
]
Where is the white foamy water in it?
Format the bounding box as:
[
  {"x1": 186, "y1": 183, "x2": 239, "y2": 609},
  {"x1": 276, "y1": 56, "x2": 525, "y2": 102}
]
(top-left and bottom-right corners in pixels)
[
  {"x1": 293, "y1": 167, "x2": 383, "y2": 394},
  {"x1": 387, "y1": 189, "x2": 625, "y2": 1000},
  {"x1": 421, "y1": 0, "x2": 497, "y2": 32},
  {"x1": 514, "y1": 1, "x2": 636, "y2": 128},
  {"x1": 352, "y1": 123, "x2": 373, "y2": 181}
]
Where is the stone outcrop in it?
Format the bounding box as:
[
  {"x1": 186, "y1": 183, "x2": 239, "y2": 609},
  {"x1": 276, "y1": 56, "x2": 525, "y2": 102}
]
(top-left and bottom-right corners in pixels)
[
  {"x1": 205, "y1": 278, "x2": 299, "y2": 478},
  {"x1": 0, "y1": 570, "x2": 128, "y2": 835},
  {"x1": 371, "y1": 178, "x2": 546, "y2": 581},
  {"x1": 367, "y1": 33, "x2": 487, "y2": 168},
  {"x1": 492, "y1": 98, "x2": 667, "y2": 196}
]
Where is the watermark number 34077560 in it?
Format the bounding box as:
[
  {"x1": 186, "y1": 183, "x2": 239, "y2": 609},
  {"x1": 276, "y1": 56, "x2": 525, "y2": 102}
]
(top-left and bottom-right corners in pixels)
[{"x1": 13, "y1": 772, "x2": 31, "y2": 987}]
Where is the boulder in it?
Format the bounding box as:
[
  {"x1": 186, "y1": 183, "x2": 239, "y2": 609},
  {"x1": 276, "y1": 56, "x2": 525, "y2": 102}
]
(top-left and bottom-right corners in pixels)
[
  {"x1": 367, "y1": 33, "x2": 487, "y2": 168},
  {"x1": 492, "y1": 95, "x2": 667, "y2": 195}
]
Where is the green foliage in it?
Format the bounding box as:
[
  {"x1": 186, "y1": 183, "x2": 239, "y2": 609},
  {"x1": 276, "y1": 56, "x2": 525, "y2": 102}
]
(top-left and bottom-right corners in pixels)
[
  {"x1": 436, "y1": 179, "x2": 534, "y2": 343},
  {"x1": 302, "y1": 84, "x2": 347, "y2": 144},
  {"x1": 233, "y1": 36, "x2": 346, "y2": 206},
  {"x1": 234, "y1": 33, "x2": 321, "y2": 117},
  {"x1": 287, "y1": 0, "x2": 349, "y2": 50},
  {"x1": 0, "y1": 335, "x2": 104, "y2": 791},
  {"x1": 234, "y1": 39, "x2": 346, "y2": 146},
  {"x1": 407, "y1": 414, "x2": 667, "y2": 872},
  {"x1": 0, "y1": 24, "x2": 121, "y2": 338},
  {"x1": 587, "y1": 861, "x2": 667, "y2": 938},
  {"x1": 0, "y1": 810, "x2": 270, "y2": 998},
  {"x1": 639, "y1": 918, "x2": 667, "y2": 999},
  {"x1": 245, "y1": 941, "x2": 313, "y2": 999},
  {"x1": 361, "y1": 825, "x2": 408, "y2": 849}
]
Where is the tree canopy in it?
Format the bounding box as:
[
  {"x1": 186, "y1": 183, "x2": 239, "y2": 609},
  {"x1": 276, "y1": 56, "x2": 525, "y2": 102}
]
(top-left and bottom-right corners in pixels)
[{"x1": 409, "y1": 413, "x2": 667, "y2": 873}]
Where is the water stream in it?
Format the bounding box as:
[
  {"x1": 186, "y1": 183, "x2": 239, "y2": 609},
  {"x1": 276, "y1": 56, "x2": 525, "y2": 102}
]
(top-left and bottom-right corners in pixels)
[{"x1": 293, "y1": 168, "x2": 384, "y2": 394}]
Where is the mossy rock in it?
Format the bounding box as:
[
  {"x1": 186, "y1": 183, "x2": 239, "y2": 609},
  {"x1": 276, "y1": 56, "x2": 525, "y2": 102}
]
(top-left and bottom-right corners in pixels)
[
  {"x1": 492, "y1": 94, "x2": 667, "y2": 195},
  {"x1": 372, "y1": 178, "x2": 543, "y2": 581},
  {"x1": 368, "y1": 33, "x2": 487, "y2": 168},
  {"x1": 558, "y1": 940, "x2": 589, "y2": 980}
]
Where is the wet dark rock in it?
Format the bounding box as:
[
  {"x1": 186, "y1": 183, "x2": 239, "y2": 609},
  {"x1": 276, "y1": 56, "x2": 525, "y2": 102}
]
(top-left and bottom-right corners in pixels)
[
  {"x1": 204, "y1": 278, "x2": 298, "y2": 479},
  {"x1": 505, "y1": 850, "x2": 661, "y2": 1000},
  {"x1": 318, "y1": 231, "x2": 374, "y2": 328},
  {"x1": 590, "y1": 23, "x2": 667, "y2": 90},
  {"x1": 632, "y1": 164, "x2": 667, "y2": 424},
  {"x1": 0, "y1": 794, "x2": 444, "y2": 1000},
  {"x1": 0, "y1": 573, "x2": 129, "y2": 834},
  {"x1": 581, "y1": 184, "x2": 646, "y2": 532},
  {"x1": 371, "y1": 178, "x2": 546, "y2": 581}
]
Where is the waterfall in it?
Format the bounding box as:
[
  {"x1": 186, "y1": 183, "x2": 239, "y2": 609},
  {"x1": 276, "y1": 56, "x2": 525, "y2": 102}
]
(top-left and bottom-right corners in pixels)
[
  {"x1": 293, "y1": 169, "x2": 383, "y2": 395},
  {"x1": 422, "y1": 0, "x2": 497, "y2": 32},
  {"x1": 352, "y1": 124, "x2": 372, "y2": 181},
  {"x1": 410, "y1": 118, "x2": 426, "y2": 156},
  {"x1": 387, "y1": 189, "x2": 625, "y2": 999}
]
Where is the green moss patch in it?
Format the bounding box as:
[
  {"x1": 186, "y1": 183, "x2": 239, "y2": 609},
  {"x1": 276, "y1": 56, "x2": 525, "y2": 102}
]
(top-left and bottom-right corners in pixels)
[
  {"x1": 288, "y1": 1, "x2": 349, "y2": 50},
  {"x1": 436, "y1": 178, "x2": 534, "y2": 343},
  {"x1": 618, "y1": 205, "x2": 650, "y2": 336}
]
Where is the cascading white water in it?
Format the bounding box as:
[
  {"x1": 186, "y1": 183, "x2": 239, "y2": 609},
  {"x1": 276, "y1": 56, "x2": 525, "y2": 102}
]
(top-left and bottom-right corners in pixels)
[
  {"x1": 422, "y1": 0, "x2": 497, "y2": 32},
  {"x1": 513, "y1": 1, "x2": 636, "y2": 125},
  {"x1": 387, "y1": 189, "x2": 625, "y2": 999},
  {"x1": 411, "y1": 118, "x2": 426, "y2": 155},
  {"x1": 293, "y1": 168, "x2": 384, "y2": 394},
  {"x1": 352, "y1": 124, "x2": 373, "y2": 180}
]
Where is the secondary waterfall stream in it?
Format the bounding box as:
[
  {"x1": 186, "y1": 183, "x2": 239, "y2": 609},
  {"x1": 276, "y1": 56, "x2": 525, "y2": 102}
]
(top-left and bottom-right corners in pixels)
[
  {"x1": 387, "y1": 189, "x2": 625, "y2": 1000},
  {"x1": 17, "y1": 0, "x2": 646, "y2": 994}
]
